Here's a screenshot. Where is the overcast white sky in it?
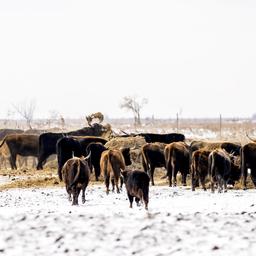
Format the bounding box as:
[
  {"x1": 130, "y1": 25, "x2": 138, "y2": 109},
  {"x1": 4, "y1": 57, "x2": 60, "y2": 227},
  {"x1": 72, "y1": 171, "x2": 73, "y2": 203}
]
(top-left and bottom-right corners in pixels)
[{"x1": 0, "y1": 0, "x2": 255, "y2": 119}]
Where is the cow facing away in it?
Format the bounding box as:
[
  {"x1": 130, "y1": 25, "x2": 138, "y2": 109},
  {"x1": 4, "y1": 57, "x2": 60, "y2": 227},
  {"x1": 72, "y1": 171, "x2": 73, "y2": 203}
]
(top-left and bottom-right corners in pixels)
[
  {"x1": 208, "y1": 149, "x2": 231, "y2": 193},
  {"x1": 62, "y1": 155, "x2": 91, "y2": 205},
  {"x1": 164, "y1": 142, "x2": 190, "y2": 187},
  {"x1": 141, "y1": 142, "x2": 166, "y2": 186},
  {"x1": 121, "y1": 169, "x2": 150, "y2": 210},
  {"x1": 241, "y1": 143, "x2": 256, "y2": 189},
  {"x1": 190, "y1": 149, "x2": 211, "y2": 191},
  {"x1": 100, "y1": 149, "x2": 126, "y2": 194}
]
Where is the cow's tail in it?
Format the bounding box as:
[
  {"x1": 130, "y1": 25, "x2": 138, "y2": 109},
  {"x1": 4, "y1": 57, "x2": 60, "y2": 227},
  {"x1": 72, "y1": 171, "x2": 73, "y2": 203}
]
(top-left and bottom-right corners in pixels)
[
  {"x1": 0, "y1": 136, "x2": 7, "y2": 148},
  {"x1": 70, "y1": 159, "x2": 81, "y2": 188}
]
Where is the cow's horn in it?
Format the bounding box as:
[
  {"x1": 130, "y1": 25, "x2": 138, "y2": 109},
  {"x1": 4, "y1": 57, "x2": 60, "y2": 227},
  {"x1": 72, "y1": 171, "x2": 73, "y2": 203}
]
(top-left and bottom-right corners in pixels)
[{"x1": 84, "y1": 150, "x2": 91, "y2": 160}]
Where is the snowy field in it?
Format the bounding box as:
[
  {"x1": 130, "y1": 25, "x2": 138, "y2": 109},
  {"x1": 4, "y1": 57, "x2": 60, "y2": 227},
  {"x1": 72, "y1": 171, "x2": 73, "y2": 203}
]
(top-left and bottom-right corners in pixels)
[{"x1": 1, "y1": 185, "x2": 256, "y2": 256}]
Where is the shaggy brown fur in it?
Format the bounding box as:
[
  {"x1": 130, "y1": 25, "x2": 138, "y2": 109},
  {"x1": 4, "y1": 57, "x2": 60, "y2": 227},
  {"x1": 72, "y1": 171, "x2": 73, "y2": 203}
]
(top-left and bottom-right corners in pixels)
[
  {"x1": 62, "y1": 156, "x2": 90, "y2": 205},
  {"x1": 100, "y1": 149, "x2": 126, "y2": 194},
  {"x1": 190, "y1": 149, "x2": 211, "y2": 191},
  {"x1": 164, "y1": 142, "x2": 190, "y2": 187},
  {"x1": 121, "y1": 169, "x2": 150, "y2": 210}
]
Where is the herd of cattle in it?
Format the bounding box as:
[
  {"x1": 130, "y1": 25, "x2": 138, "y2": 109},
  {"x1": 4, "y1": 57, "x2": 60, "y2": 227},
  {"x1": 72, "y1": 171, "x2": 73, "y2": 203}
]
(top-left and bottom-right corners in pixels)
[{"x1": 0, "y1": 123, "x2": 256, "y2": 208}]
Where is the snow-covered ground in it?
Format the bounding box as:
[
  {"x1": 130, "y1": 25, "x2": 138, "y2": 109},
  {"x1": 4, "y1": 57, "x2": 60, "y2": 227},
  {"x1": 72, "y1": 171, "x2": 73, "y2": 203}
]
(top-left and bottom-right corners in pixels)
[{"x1": 0, "y1": 185, "x2": 256, "y2": 256}]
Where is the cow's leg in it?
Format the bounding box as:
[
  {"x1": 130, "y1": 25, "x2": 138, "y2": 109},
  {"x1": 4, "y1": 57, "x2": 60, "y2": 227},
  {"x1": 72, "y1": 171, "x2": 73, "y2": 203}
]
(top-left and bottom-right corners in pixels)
[
  {"x1": 104, "y1": 174, "x2": 110, "y2": 195},
  {"x1": 143, "y1": 188, "x2": 149, "y2": 210},
  {"x1": 149, "y1": 166, "x2": 155, "y2": 186},
  {"x1": 172, "y1": 164, "x2": 178, "y2": 186},
  {"x1": 111, "y1": 177, "x2": 115, "y2": 192},
  {"x1": 182, "y1": 171, "x2": 187, "y2": 186},
  {"x1": 167, "y1": 164, "x2": 172, "y2": 187},
  {"x1": 191, "y1": 167, "x2": 196, "y2": 191},
  {"x1": 201, "y1": 176, "x2": 207, "y2": 191},
  {"x1": 76, "y1": 188, "x2": 81, "y2": 205},
  {"x1": 72, "y1": 188, "x2": 79, "y2": 205},
  {"x1": 250, "y1": 169, "x2": 256, "y2": 188},
  {"x1": 95, "y1": 164, "x2": 100, "y2": 181},
  {"x1": 218, "y1": 175, "x2": 223, "y2": 193},
  {"x1": 66, "y1": 185, "x2": 72, "y2": 201},
  {"x1": 135, "y1": 197, "x2": 140, "y2": 207},
  {"x1": 120, "y1": 176, "x2": 124, "y2": 191},
  {"x1": 128, "y1": 194, "x2": 133, "y2": 208},
  {"x1": 37, "y1": 153, "x2": 48, "y2": 170},
  {"x1": 81, "y1": 185, "x2": 86, "y2": 204},
  {"x1": 211, "y1": 177, "x2": 215, "y2": 193},
  {"x1": 114, "y1": 174, "x2": 120, "y2": 193},
  {"x1": 242, "y1": 167, "x2": 248, "y2": 190},
  {"x1": 224, "y1": 180, "x2": 227, "y2": 192},
  {"x1": 9, "y1": 153, "x2": 17, "y2": 170}
]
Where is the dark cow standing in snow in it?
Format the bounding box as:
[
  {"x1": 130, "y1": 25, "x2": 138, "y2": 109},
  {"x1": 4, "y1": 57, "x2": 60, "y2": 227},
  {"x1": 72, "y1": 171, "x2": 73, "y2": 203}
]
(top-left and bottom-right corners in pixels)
[
  {"x1": 56, "y1": 136, "x2": 108, "y2": 181},
  {"x1": 241, "y1": 143, "x2": 256, "y2": 189},
  {"x1": 37, "y1": 123, "x2": 112, "y2": 170},
  {"x1": 164, "y1": 142, "x2": 190, "y2": 187},
  {"x1": 62, "y1": 155, "x2": 91, "y2": 205},
  {"x1": 208, "y1": 149, "x2": 231, "y2": 193},
  {"x1": 121, "y1": 169, "x2": 150, "y2": 210},
  {"x1": 190, "y1": 149, "x2": 211, "y2": 191},
  {"x1": 100, "y1": 149, "x2": 126, "y2": 194},
  {"x1": 0, "y1": 134, "x2": 39, "y2": 169},
  {"x1": 141, "y1": 142, "x2": 166, "y2": 186}
]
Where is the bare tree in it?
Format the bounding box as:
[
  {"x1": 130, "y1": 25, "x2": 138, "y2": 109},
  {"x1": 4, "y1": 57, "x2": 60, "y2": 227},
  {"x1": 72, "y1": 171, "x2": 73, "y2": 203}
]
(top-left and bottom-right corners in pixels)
[
  {"x1": 120, "y1": 96, "x2": 148, "y2": 126},
  {"x1": 12, "y1": 100, "x2": 36, "y2": 130}
]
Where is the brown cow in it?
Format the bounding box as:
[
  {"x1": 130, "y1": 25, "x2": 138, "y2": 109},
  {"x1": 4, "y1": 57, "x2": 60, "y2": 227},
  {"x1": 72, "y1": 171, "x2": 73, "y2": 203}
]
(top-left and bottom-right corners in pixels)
[
  {"x1": 141, "y1": 142, "x2": 166, "y2": 186},
  {"x1": 62, "y1": 155, "x2": 91, "y2": 205},
  {"x1": 100, "y1": 149, "x2": 126, "y2": 194},
  {"x1": 121, "y1": 169, "x2": 150, "y2": 210},
  {"x1": 208, "y1": 149, "x2": 231, "y2": 193},
  {"x1": 164, "y1": 142, "x2": 190, "y2": 187},
  {"x1": 0, "y1": 134, "x2": 39, "y2": 169},
  {"x1": 190, "y1": 149, "x2": 211, "y2": 191}
]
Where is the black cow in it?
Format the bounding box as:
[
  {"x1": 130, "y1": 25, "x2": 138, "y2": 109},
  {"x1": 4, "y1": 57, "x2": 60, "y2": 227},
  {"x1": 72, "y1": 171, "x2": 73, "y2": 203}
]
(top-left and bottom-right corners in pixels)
[
  {"x1": 138, "y1": 132, "x2": 185, "y2": 143},
  {"x1": 85, "y1": 142, "x2": 107, "y2": 181},
  {"x1": 62, "y1": 155, "x2": 91, "y2": 205},
  {"x1": 121, "y1": 169, "x2": 150, "y2": 210},
  {"x1": 37, "y1": 123, "x2": 111, "y2": 170},
  {"x1": 241, "y1": 143, "x2": 256, "y2": 189},
  {"x1": 141, "y1": 142, "x2": 166, "y2": 186},
  {"x1": 56, "y1": 136, "x2": 108, "y2": 181}
]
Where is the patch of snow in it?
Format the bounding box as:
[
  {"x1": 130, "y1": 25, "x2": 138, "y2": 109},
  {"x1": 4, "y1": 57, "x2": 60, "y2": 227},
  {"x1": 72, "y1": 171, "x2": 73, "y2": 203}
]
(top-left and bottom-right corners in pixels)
[{"x1": 0, "y1": 185, "x2": 256, "y2": 255}]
